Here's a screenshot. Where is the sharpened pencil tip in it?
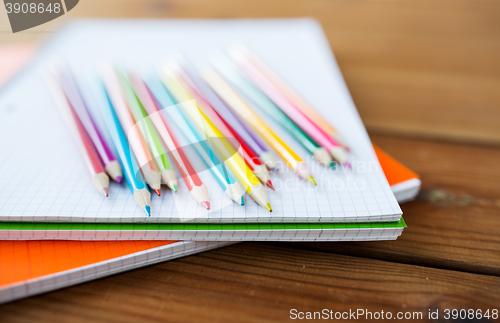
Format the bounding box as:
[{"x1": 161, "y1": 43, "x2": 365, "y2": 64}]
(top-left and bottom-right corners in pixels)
[
  {"x1": 265, "y1": 202, "x2": 272, "y2": 212},
  {"x1": 266, "y1": 180, "x2": 276, "y2": 191},
  {"x1": 346, "y1": 161, "x2": 352, "y2": 169},
  {"x1": 144, "y1": 205, "x2": 151, "y2": 217},
  {"x1": 103, "y1": 187, "x2": 109, "y2": 197},
  {"x1": 201, "y1": 201, "x2": 211, "y2": 210},
  {"x1": 329, "y1": 161, "x2": 336, "y2": 169},
  {"x1": 172, "y1": 184, "x2": 177, "y2": 192},
  {"x1": 241, "y1": 197, "x2": 245, "y2": 206},
  {"x1": 154, "y1": 189, "x2": 161, "y2": 196},
  {"x1": 116, "y1": 176, "x2": 123, "y2": 183},
  {"x1": 307, "y1": 176, "x2": 317, "y2": 186}
]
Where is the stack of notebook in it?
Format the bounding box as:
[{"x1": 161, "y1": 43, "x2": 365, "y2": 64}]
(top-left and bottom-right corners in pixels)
[{"x1": 0, "y1": 19, "x2": 420, "y2": 303}]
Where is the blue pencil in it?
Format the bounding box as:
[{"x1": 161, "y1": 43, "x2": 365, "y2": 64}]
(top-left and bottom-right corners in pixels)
[
  {"x1": 93, "y1": 81, "x2": 151, "y2": 216},
  {"x1": 144, "y1": 75, "x2": 244, "y2": 206}
]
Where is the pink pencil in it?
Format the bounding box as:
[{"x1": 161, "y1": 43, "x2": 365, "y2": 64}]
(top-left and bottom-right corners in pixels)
[
  {"x1": 57, "y1": 69, "x2": 123, "y2": 183},
  {"x1": 230, "y1": 51, "x2": 349, "y2": 165}
]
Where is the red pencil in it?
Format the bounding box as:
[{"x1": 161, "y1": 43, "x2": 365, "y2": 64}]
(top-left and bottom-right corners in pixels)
[{"x1": 44, "y1": 68, "x2": 109, "y2": 197}]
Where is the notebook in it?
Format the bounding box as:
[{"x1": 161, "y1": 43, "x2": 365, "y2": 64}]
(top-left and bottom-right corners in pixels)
[
  {"x1": 0, "y1": 240, "x2": 232, "y2": 304},
  {"x1": 0, "y1": 19, "x2": 401, "y2": 223}
]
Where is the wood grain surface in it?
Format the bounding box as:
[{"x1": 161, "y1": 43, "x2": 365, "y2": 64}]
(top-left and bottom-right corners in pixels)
[{"x1": 0, "y1": 0, "x2": 499, "y2": 321}]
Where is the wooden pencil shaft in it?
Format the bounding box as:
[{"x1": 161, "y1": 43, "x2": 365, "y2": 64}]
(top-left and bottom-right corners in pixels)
[
  {"x1": 172, "y1": 60, "x2": 269, "y2": 156},
  {"x1": 130, "y1": 74, "x2": 203, "y2": 191},
  {"x1": 116, "y1": 71, "x2": 174, "y2": 172},
  {"x1": 161, "y1": 71, "x2": 262, "y2": 192},
  {"x1": 231, "y1": 53, "x2": 342, "y2": 153},
  {"x1": 232, "y1": 46, "x2": 345, "y2": 143},
  {"x1": 98, "y1": 83, "x2": 148, "y2": 193},
  {"x1": 101, "y1": 65, "x2": 160, "y2": 186},
  {"x1": 201, "y1": 67, "x2": 303, "y2": 170},
  {"x1": 44, "y1": 69, "x2": 109, "y2": 195},
  {"x1": 144, "y1": 75, "x2": 238, "y2": 191},
  {"x1": 57, "y1": 69, "x2": 117, "y2": 166},
  {"x1": 173, "y1": 69, "x2": 266, "y2": 177},
  {"x1": 211, "y1": 57, "x2": 320, "y2": 155}
]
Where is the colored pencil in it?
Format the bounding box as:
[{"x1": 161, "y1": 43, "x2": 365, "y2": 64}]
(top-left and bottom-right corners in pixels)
[
  {"x1": 56, "y1": 69, "x2": 123, "y2": 183},
  {"x1": 230, "y1": 45, "x2": 349, "y2": 150},
  {"x1": 101, "y1": 65, "x2": 162, "y2": 196},
  {"x1": 144, "y1": 75, "x2": 245, "y2": 206},
  {"x1": 211, "y1": 56, "x2": 334, "y2": 167},
  {"x1": 230, "y1": 48, "x2": 349, "y2": 165},
  {"x1": 215, "y1": 111, "x2": 275, "y2": 190},
  {"x1": 161, "y1": 69, "x2": 272, "y2": 211},
  {"x1": 168, "y1": 63, "x2": 275, "y2": 191},
  {"x1": 44, "y1": 68, "x2": 109, "y2": 197},
  {"x1": 116, "y1": 70, "x2": 178, "y2": 192},
  {"x1": 169, "y1": 58, "x2": 277, "y2": 171},
  {"x1": 130, "y1": 74, "x2": 210, "y2": 210},
  {"x1": 201, "y1": 67, "x2": 316, "y2": 184},
  {"x1": 93, "y1": 81, "x2": 151, "y2": 216}
]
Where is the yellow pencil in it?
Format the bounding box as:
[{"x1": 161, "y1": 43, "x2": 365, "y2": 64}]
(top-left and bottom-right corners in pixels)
[
  {"x1": 160, "y1": 68, "x2": 272, "y2": 212},
  {"x1": 201, "y1": 67, "x2": 316, "y2": 185}
]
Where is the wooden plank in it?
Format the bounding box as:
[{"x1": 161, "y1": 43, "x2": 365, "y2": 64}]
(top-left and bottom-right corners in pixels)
[
  {"x1": 1, "y1": 0, "x2": 499, "y2": 142},
  {"x1": 289, "y1": 134, "x2": 500, "y2": 276},
  {"x1": 1, "y1": 243, "x2": 499, "y2": 322}
]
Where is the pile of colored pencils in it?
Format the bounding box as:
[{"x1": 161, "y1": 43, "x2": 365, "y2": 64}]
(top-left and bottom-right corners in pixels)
[{"x1": 44, "y1": 46, "x2": 349, "y2": 216}]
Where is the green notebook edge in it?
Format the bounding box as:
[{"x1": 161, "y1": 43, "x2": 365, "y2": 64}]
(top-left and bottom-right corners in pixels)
[{"x1": 0, "y1": 218, "x2": 406, "y2": 231}]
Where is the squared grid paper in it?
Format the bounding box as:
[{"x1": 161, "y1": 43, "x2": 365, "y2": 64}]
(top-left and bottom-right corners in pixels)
[
  {"x1": 0, "y1": 19, "x2": 402, "y2": 223},
  {"x1": 0, "y1": 240, "x2": 232, "y2": 304}
]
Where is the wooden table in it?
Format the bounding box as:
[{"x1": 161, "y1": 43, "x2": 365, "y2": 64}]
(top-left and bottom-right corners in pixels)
[{"x1": 1, "y1": 0, "x2": 499, "y2": 321}]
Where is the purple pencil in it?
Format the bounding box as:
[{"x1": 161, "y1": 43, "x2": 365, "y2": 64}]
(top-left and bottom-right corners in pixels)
[
  {"x1": 56, "y1": 68, "x2": 123, "y2": 183},
  {"x1": 169, "y1": 58, "x2": 278, "y2": 171}
]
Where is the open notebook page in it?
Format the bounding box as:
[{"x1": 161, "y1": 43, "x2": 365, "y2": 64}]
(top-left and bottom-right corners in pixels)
[{"x1": 0, "y1": 19, "x2": 401, "y2": 223}]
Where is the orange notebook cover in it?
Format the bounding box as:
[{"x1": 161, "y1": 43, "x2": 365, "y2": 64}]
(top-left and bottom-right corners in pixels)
[
  {"x1": 0, "y1": 240, "x2": 231, "y2": 303},
  {"x1": 374, "y1": 145, "x2": 421, "y2": 203}
]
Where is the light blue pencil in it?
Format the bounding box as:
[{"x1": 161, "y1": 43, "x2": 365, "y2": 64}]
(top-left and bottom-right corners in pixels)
[
  {"x1": 144, "y1": 75, "x2": 244, "y2": 206},
  {"x1": 93, "y1": 81, "x2": 151, "y2": 216}
]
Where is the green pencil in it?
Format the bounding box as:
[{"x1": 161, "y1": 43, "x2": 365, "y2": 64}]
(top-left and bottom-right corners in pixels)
[
  {"x1": 211, "y1": 56, "x2": 334, "y2": 168},
  {"x1": 117, "y1": 69, "x2": 178, "y2": 191}
]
